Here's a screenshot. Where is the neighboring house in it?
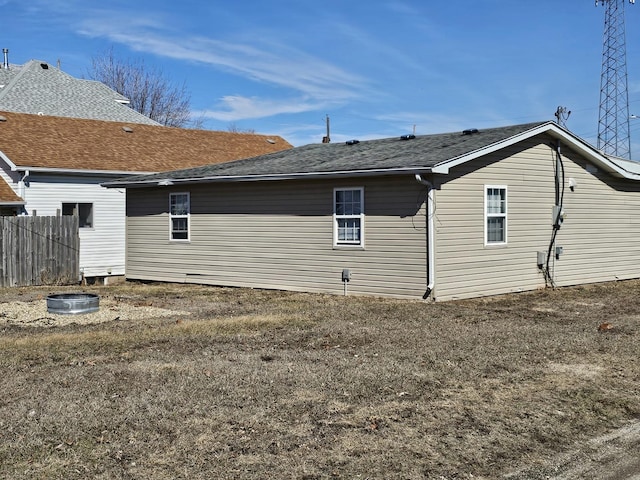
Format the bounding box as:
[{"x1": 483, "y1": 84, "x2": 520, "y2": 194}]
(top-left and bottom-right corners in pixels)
[
  {"x1": 0, "y1": 177, "x2": 24, "y2": 216},
  {"x1": 0, "y1": 57, "x2": 160, "y2": 125},
  {"x1": 0, "y1": 111, "x2": 292, "y2": 282},
  {"x1": 104, "y1": 121, "x2": 640, "y2": 301}
]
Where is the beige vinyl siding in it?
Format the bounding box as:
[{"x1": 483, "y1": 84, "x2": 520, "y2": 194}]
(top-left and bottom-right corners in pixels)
[
  {"x1": 434, "y1": 140, "x2": 555, "y2": 300},
  {"x1": 125, "y1": 176, "x2": 429, "y2": 298},
  {"x1": 551, "y1": 149, "x2": 640, "y2": 286},
  {"x1": 434, "y1": 136, "x2": 640, "y2": 301}
]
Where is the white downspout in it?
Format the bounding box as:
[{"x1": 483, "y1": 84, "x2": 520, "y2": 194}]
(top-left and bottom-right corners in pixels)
[
  {"x1": 19, "y1": 169, "x2": 30, "y2": 209},
  {"x1": 415, "y1": 174, "x2": 435, "y2": 300}
]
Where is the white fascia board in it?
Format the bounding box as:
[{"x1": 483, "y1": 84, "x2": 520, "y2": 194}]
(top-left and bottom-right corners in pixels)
[
  {"x1": 7, "y1": 165, "x2": 157, "y2": 176},
  {"x1": 431, "y1": 123, "x2": 640, "y2": 180},
  {"x1": 547, "y1": 128, "x2": 640, "y2": 180},
  {"x1": 1, "y1": 149, "x2": 154, "y2": 176},
  {"x1": 0, "y1": 150, "x2": 18, "y2": 170},
  {"x1": 607, "y1": 156, "x2": 640, "y2": 176},
  {"x1": 431, "y1": 123, "x2": 559, "y2": 174},
  {"x1": 0, "y1": 200, "x2": 26, "y2": 206}
]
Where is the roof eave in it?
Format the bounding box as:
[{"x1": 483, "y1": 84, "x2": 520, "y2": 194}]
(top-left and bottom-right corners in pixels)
[
  {"x1": 103, "y1": 122, "x2": 640, "y2": 189},
  {"x1": 102, "y1": 166, "x2": 436, "y2": 188},
  {"x1": 10, "y1": 166, "x2": 157, "y2": 176}
]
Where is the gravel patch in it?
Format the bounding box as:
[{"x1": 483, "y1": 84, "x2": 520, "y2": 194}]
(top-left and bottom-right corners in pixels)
[{"x1": 0, "y1": 298, "x2": 190, "y2": 328}]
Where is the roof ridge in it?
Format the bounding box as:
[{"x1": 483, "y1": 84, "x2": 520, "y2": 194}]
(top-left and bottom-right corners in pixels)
[
  {"x1": 0, "y1": 59, "x2": 34, "y2": 101},
  {"x1": 0, "y1": 110, "x2": 285, "y2": 137}
]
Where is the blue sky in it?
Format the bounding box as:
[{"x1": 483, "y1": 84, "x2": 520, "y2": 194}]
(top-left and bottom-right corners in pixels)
[{"x1": 2, "y1": 0, "x2": 640, "y2": 157}]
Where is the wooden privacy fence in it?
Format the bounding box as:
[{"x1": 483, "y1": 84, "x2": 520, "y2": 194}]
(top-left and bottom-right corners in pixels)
[{"x1": 0, "y1": 216, "x2": 79, "y2": 287}]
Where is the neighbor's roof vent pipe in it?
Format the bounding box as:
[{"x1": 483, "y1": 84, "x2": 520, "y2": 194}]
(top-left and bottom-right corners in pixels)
[
  {"x1": 2, "y1": 49, "x2": 8, "y2": 69},
  {"x1": 322, "y1": 114, "x2": 331, "y2": 143}
]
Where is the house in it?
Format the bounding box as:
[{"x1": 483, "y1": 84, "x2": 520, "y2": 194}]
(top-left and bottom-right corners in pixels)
[
  {"x1": 0, "y1": 111, "x2": 292, "y2": 282},
  {"x1": 103, "y1": 120, "x2": 640, "y2": 301},
  {"x1": 0, "y1": 56, "x2": 160, "y2": 125},
  {"x1": 0, "y1": 177, "x2": 24, "y2": 216}
]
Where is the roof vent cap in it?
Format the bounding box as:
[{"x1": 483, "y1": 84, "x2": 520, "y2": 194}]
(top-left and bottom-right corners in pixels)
[
  {"x1": 345, "y1": 139, "x2": 360, "y2": 145},
  {"x1": 400, "y1": 134, "x2": 416, "y2": 140},
  {"x1": 122, "y1": 126, "x2": 133, "y2": 133},
  {"x1": 0, "y1": 115, "x2": 6, "y2": 122},
  {"x1": 462, "y1": 128, "x2": 479, "y2": 135},
  {"x1": 40, "y1": 63, "x2": 49, "y2": 70}
]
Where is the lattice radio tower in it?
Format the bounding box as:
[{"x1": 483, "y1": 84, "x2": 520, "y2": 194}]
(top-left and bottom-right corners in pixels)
[{"x1": 596, "y1": 0, "x2": 634, "y2": 159}]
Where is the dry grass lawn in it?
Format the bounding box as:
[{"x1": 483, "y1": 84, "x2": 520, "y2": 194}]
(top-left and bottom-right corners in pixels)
[{"x1": 1, "y1": 280, "x2": 639, "y2": 479}]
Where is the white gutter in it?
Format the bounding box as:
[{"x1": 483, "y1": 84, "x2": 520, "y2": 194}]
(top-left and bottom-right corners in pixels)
[
  {"x1": 10, "y1": 166, "x2": 157, "y2": 176},
  {"x1": 0, "y1": 151, "x2": 155, "y2": 177},
  {"x1": 415, "y1": 174, "x2": 435, "y2": 300}
]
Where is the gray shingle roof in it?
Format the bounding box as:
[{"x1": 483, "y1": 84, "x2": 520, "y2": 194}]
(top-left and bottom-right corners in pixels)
[
  {"x1": 0, "y1": 60, "x2": 159, "y2": 125},
  {"x1": 104, "y1": 121, "x2": 551, "y2": 187}
]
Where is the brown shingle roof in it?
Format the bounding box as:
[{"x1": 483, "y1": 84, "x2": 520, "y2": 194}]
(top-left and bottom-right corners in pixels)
[
  {"x1": 0, "y1": 111, "x2": 292, "y2": 173},
  {"x1": 0, "y1": 177, "x2": 23, "y2": 203}
]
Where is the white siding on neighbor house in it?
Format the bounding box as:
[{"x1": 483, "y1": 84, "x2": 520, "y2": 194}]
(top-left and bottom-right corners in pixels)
[
  {"x1": 433, "y1": 136, "x2": 640, "y2": 301},
  {"x1": 125, "y1": 176, "x2": 430, "y2": 298},
  {"x1": 21, "y1": 173, "x2": 126, "y2": 277}
]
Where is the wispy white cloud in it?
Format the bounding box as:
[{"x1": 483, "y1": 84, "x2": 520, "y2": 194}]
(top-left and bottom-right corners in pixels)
[
  {"x1": 383, "y1": 2, "x2": 421, "y2": 16},
  {"x1": 372, "y1": 111, "x2": 470, "y2": 135},
  {"x1": 193, "y1": 95, "x2": 330, "y2": 122},
  {"x1": 76, "y1": 14, "x2": 369, "y2": 120}
]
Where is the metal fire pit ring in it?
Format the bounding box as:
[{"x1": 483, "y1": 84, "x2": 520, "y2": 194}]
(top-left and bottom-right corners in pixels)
[{"x1": 46, "y1": 293, "x2": 100, "y2": 315}]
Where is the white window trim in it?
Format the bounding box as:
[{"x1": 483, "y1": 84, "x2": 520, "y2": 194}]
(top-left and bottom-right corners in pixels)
[
  {"x1": 169, "y1": 192, "x2": 190, "y2": 242},
  {"x1": 484, "y1": 185, "x2": 507, "y2": 246},
  {"x1": 333, "y1": 186, "x2": 365, "y2": 248}
]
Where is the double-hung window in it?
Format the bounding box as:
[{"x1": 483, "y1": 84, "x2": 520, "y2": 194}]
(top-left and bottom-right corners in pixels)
[
  {"x1": 169, "y1": 193, "x2": 190, "y2": 241},
  {"x1": 62, "y1": 202, "x2": 93, "y2": 228},
  {"x1": 485, "y1": 186, "x2": 507, "y2": 245},
  {"x1": 334, "y1": 187, "x2": 364, "y2": 247}
]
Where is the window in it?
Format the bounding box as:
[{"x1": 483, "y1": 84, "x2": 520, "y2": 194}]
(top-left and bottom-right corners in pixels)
[
  {"x1": 334, "y1": 187, "x2": 364, "y2": 247},
  {"x1": 170, "y1": 193, "x2": 190, "y2": 241},
  {"x1": 485, "y1": 186, "x2": 507, "y2": 245},
  {"x1": 62, "y1": 202, "x2": 93, "y2": 228}
]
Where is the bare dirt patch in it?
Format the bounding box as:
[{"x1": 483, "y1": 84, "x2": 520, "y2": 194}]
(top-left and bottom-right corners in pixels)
[
  {"x1": 1, "y1": 281, "x2": 639, "y2": 479},
  {"x1": 0, "y1": 296, "x2": 190, "y2": 328}
]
